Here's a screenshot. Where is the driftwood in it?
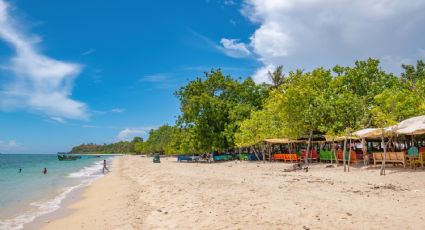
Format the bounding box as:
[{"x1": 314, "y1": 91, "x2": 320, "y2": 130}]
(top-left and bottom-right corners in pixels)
[{"x1": 284, "y1": 162, "x2": 309, "y2": 172}]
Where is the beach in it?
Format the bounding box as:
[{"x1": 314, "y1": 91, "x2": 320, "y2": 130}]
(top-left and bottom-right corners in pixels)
[{"x1": 41, "y1": 156, "x2": 425, "y2": 230}]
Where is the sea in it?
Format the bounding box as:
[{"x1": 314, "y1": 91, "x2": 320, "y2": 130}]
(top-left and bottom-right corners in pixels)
[{"x1": 0, "y1": 154, "x2": 113, "y2": 230}]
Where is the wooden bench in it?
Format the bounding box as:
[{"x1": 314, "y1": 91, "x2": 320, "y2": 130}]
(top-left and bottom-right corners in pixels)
[
  {"x1": 273, "y1": 153, "x2": 299, "y2": 162},
  {"x1": 319, "y1": 150, "x2": 336, "y2": 162},
  {"x1": 373, "y1": 152, "x2": 406, "y2": 168}
]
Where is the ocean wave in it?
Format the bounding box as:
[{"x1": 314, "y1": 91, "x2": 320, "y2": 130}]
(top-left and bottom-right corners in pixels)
[
  {"x1": 67, "y1": 160, "x2": 104, "y2": 178},
  {"x1": 0, "y1": 159, "x2": 111, "y2": 230}
]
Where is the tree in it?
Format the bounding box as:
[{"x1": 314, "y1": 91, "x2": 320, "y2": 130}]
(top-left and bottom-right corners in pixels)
[
  {"x1": 401, "y1": 60, "x2": 425, "y2": 90},
  {"x1": 337, "y1": 58, "x2": 399, "y2": 127},
  {"x1": 175, "y1": 69, "x2": 268, "y2": 152},
  {"x1": 279, "y1": 68, "x2": 332, "y2": 165},
  {"x1": 268, "y1": 65, "x2": 285, "y2": 89},
  {"x1": 325, "y1": 75, "x2": 365, "y2": 171}
]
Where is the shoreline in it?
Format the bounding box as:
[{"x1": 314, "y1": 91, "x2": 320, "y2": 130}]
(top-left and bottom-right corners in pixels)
[
  {"x1": 41, "y1": 156, "x2": 137, "y2": 230},
  {"x1": 20, "y1": 158, "x2": 116, "y2": 230},
  {"x1": 39, "y1": 156, "x2": 425, "y2": 229}
]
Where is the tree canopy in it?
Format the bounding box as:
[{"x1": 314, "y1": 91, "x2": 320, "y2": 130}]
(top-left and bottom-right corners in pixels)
[{"x1": 70, "y1": 58, "x2": 425, "y2": 157}]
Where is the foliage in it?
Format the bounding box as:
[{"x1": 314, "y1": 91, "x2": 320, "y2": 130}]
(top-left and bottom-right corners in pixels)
[
  {"x1": 268, "y1": 65, "x2": 285, "y2": 89},
  {"x1": 175, "y1": 69, "x2": 268, "y2": 152},
  {"x1": 74, "y1": 59, "x2": 425, "y2": 160},
  {"x1": 70, "y1": 137, "x2": 143, "y2": 154}
]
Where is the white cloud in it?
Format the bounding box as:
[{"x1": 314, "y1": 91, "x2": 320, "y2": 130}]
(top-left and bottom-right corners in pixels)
[
  {"x1": 81, "y1": 48, "x2": 95, "y2": 56},
  {"x1": 111, "y1": 108, "x2": 125, "y2": 113},
  {"x1": 238, "y1": 0, "x2": 425, "y2": 82},
  {"x1": 117, "y1": 128, "x2": 151, "y2": 141},
  {"x1": 140, "y1": 74, "x2": 169, "y2": 82},
  {"x1": 50, "y1": 116, "x2": 66, "y2": 123},
  {"x1": 224, "y1": 0, "x2": 236, "y2": 6},
  {"x1": 251, "y1": 64, "x2": 275, "y2": 84},
  {"x1": 0, "y1": 0, "x2": 88, "y2": 120},
  {"x1": 0, "y1": 140, "x2": 20, "y2": 149},
  {"x1": 219, "y1": 38, "x2": 251, "y2": 58}
]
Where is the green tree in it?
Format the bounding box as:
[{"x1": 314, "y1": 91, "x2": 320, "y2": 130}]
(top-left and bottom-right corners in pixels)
[
  {"x1": 401, "y1": 60, "x2": 425, "y2": 90},
  {"x1": 279, "y1": 68, "x2": 332, "y2": 164},
  {"x1": 175, "y1": 69, "x2": 268, "y2": 152}
]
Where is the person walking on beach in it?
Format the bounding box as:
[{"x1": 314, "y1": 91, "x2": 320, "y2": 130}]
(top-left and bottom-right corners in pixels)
[
  {"x1": 103, "y1": 160, "x2": 109, "y2": 174},
  {"x1": 43, "y1": 168, "x2": 47, "y2": 175}
]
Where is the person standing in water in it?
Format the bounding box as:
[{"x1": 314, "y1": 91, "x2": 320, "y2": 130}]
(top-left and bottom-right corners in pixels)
[
  {"x1": 43, "y1": 168, "x2": 47, "y2": 175},
  {"x1": 103, "y1": 160, "x2": 109, "y2": 174},
  {"x1": 18, "y1": 168, "x2": 22, "y2": 173}
]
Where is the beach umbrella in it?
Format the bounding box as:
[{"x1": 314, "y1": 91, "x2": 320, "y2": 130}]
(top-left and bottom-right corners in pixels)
[
  {"x1": 353, "y1": 128, "x2": 381, "y2": 138},
  {"x1": 264, "y1": 138, "x2": 302, "y2": 144},
  {"x1": 353, "y1": 127, "x2": 396, "y2": 138},
  {"x1": 395, "y1": 115, "x2": 425, "y2": 135}
]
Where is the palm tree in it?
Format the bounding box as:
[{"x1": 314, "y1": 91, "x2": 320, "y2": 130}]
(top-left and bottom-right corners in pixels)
[{"x1": 268, "y1": 65, "x2": 285, "y2": 89}]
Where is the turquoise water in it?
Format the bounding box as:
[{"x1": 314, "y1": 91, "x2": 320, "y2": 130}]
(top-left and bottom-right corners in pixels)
[{"x1": 0, "y1": 154, "x2": 112, "y2": 230}]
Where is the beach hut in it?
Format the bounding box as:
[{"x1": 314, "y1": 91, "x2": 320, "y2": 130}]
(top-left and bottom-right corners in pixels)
[
  {"x1": 264, "y1": 139, "x2": 302, "y2": 162},
  {"x1": 394, "y1": 116, "x2": 425, "y2": 168}
]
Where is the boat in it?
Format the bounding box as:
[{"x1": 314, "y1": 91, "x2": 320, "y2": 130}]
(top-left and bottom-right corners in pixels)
[{"x1": 57, "y1": 153, "x2": 81, "y2": 161}]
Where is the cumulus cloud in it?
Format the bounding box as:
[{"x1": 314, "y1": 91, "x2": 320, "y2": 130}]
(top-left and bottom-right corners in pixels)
[
  {"x1": 238, "y1": 0, "x2": 425, "y2": 83},
  {"x1": 117, "y1": 128, "x2": 151, "y2": 141},
  {"x1": 251, "y1": 64, "x2": 275, "y2": 84},
  {"x1": 0, "y1": 0, "x2": 88, "y2": 120},
  {"x1": 219, "y1": 38, "x2": 251, "y2": 58}
]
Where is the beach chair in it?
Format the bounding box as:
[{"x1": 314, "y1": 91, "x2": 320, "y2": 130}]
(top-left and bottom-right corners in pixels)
[
  {"x1": 319, "y1": 150, "x2": 335, "y2": 162},
  {"x1": 414, "y1": 152, "x2": 425, "y2": 168},
  {"x1": 239, "y1": 153, "x2": 249, "y2": 161},
  {"x1": 301, "y1": 149, "x2": 318, "y2": 162},
  {"x1": 407, "y1": 147, "x2": 419, "y2": 168}
]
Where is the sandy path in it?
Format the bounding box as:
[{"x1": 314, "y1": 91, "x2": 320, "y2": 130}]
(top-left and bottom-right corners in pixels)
[{"x1": 42, "y1": 156, "x2": 425, "y2": 230}]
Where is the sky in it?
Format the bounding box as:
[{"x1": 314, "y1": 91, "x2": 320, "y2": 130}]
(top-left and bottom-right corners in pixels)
[{"x1": 0, "y1": 0, "x2": 424, "y2": 154}]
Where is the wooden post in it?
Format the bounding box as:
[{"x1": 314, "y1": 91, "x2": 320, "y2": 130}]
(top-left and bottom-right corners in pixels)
[
  {"x1": 380, "y1": 129, "x2": 387, "y2": 176},
  {"x1": 347, "y1": 133, "x2": 352, "y2": 172},
  {"x1": 362, "y1": 137, "x2": 368, "y2": 166},
  {"x1": 305, "y1": 129, "x2": 313, "y2": 165},
  {"x1": 343, "y1": 136, "x2": 348, "y2": 172}
]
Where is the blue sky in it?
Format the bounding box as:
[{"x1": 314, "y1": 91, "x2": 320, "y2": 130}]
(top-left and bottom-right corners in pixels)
[
  {"x1": 1, "y1": 0, "x2": 425, "y2": 153},
  {"x1": 0, "y1": 0, "x2": 258, "y2": 153}
]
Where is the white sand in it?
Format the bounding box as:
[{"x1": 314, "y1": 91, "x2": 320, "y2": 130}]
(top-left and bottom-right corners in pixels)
[{"x1": 42, "y1": 156, "x2": 425, "y2": 230}]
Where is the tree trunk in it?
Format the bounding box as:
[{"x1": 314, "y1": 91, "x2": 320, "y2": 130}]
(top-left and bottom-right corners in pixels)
[
  {"x1": 332, "y1": 141, "x2": 338, "y2": 166},
  {"x1": 251, "y1": 146, "x2": 261, "y2": 161},
  {"x1": 347, "y1": 132, "x2": 352, "y2": 172},
  {"x1": 362, "y1": 137, "x2": 368, "y2": 167},
  {"x1": 305, "y1": 129, "x2": 313, "y2": 165},
  {"x1": 343, "y1": 136, "x2": 347, "y2": 172},
  {"x1": 268, "y1": 143, "x2": 272, "y2": 162},
  {"x1": 380, "y1": 129, "x2": 387, "y2": 176},
  {"x1": 262, "y1": 144, "x2": 266, "y2": 164}
]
